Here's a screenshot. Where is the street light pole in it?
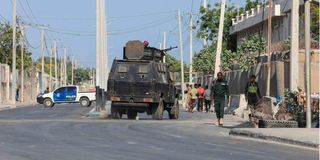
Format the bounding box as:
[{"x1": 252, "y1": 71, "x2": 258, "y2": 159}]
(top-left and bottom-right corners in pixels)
[
  {"x1": 163, "y1": 32, "x2": 166, "y2": 63},
  {"x1": 49, "y1": 47, "x2": 52, "y2": 91},
  {"x1": 12, "y1": 0, "x2": 17, "y2": 104},
  {"x1": 214, "y1": 0, "x2": 226, "y2": 78},
  {"x1": 178, "y1": 10, "x2": 185, "y2": 101},
  {"x1": 189, "y1": 13, "x2": 193, "y2": 83},
  {"x1": 40, "y1": 28, "x2": 45, "y2": 93},
  {"x1": 54, "y1": 41, "x2": 58, "y2": 89},
  {"x1": 20, "y1": 25, "x2": 25, "y2": 102},
  {"x1": 64, "y1": 47, "x2": 67, "y2": 85},
  {"x1": 266, "y1": 0, "x2": 273, "y2": 96},
  {"x1": 304, "y1": 0, "x2": 311, "y2": 128}
]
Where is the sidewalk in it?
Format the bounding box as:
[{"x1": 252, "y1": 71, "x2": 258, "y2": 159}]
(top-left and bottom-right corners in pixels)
[
  {"x1": 0, "y1": 101, "x2": 37, "y2": 111},
  {"x1": 229, "y1": 128, "x2": 320, "y2": 148}
]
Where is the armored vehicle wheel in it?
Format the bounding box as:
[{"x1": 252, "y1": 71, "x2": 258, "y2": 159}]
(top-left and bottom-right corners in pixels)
[
  {"x1": 152, "y1": 100, "x2": 164, "y2": 120},
  {"x1": 169, "y1": 99, "x2": 179, "y2": 119},
  {"x1": 111, "y1": 104, "x2": 122, "y2": 119},
  {"x1": 127, "y1": 110, "x2": 137, "y2": 119}
]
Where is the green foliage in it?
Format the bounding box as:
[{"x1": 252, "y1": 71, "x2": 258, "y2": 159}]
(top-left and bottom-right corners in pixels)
[
  {"x1": 193, "y1": 46, "x2": 215, "y2": 74},
  {"x1": 0, "y1": 22, "x2": 33, "y2": 70},
  {"x1": 221, "y1": 49, "x2": 237, "y2": 71},
  {"x1": 283, "y1": 87, "x2": 304, "y2": 117},
  {"x1": 245, "y1": 0, "x2": 261, "y2": 11},
  {"x1": 165, "y1": 53, "x2": 189, "y2": 82},
  {"x1": 73, "y1": 68, "x2": 92, "y2": 85},
  {"x1": 236, "y1": 34, "x2": 266, "y2": 70},
  {"x1": 221, "y1": 35, "x2": 266, "y2": 71},
  {"x1": 311, "y1": 3, "x2": 320, "y2": 41},
  {"x1": 197, "y1": 3, "x2": 238, "y2": 50}
]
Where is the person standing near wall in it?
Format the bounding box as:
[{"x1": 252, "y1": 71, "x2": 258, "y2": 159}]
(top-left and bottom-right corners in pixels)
[
  {"x1": 245, "y1": 75, "x2": 262, "y2": 108},
  {"x1": 212, "y1": 72, "x2": 229, "y2": 125}
]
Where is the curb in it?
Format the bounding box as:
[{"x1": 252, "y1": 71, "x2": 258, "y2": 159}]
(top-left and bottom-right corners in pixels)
[
  {"x1": 0, "y1": 102, "x2": 37, "y2": 111},
  {"x1": 229, "y1": 129, "x2": 319, "y2": 149}
]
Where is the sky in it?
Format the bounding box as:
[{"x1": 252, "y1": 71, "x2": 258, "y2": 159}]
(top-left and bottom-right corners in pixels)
[{"x1": 0, "y1": 0, "x2": 246, "y2": 68}]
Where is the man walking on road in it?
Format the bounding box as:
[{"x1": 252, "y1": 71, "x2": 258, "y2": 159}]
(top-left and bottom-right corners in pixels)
[
  {"x1": 204, "y1": 85, "x2": 212, "y2": 113},
  {"x1": 245, "y1": 75, "x2": 262, "y2": 108},
  {"x1": 212, "y1": 72, "x2": 229, "y2": 125},
  {"x1": 197, "y1": 84, "x2": 205, "y2": 112}
]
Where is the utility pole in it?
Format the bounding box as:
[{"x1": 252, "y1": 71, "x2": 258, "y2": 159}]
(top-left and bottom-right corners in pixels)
[
  {"x1": 304, "y1": 0, "x2": 311, "y2": 128},
  {"x1": 189, "y1": 13, "x2": 193, "y2": 83},
  {"x1": 178, "y1": 10, "x2": 185, "y2": 101},
  {"x1": 214, "y1": 0, "x2": 226, "y2": 78},
  {"x1": 11, "y1": 0, "x2": 17, "y2": 104},
  {"x1": 49, "y1": 47, "x2": 52, "y2": 91},
  {"x1": 40, "y1": 28, "x2": 45, "y2": 93},
  {"x1": 163, "y1": 32, "x2": 166, "y2": 63},
  {"x1": 290, "y1": 0, "x2": 299, "y2": 91},
  {"x1": 60, "y1": 56, "x2": 63, "y2": 86},
  {"x1": 54, "y1": 41, "x2": 58, "y2": 88},
  {"x1": 202, "y1": 0, "x2": 208, "y2": 46},
  {"x1": 71, "y1": 56, "x2": 74, "y2": 85},
  {"x1": 96, "y1": 0, "x2": 101, "y2": 88},
  {"x1": 64, "y1": 47, "x2": 67, "y2": 85},
  {"x1": 20, "y1": 25, "x2": 25, "y2": 102},
  {"x1": 266, "y1": 0, "x2": 273, "y2": 96}
]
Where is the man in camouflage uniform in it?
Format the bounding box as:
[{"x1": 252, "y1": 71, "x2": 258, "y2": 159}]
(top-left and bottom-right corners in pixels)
[{"x1": 212, "y1": 72, "x2": 229, "y2": 125}]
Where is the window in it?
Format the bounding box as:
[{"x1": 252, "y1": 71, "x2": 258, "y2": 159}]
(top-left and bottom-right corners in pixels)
[
  {"x1": 55, "y1": 87, "x2": 66, "y2": 93},
  {"x1": 67, "y1": 87, "x2": 77, "y2": 92},
  {"x1": 139, "y1": 65, "x2": 148, "y2": 73},
  {"x1": 118, "y1": 65, "x2": 128, "y2": 73}
]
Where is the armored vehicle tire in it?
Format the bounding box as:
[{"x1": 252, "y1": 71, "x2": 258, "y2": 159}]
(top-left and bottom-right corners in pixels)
[
  {"x1": 80, "y1": 97, "x2": 91, "y2": 107},
  {"x1": 43, "y1": 98, "x2": 54, "y2": 108},
  {"x1": 169, "y1": 99, "x2": 179, "y2": 119},
  {"x1": 111, "y1": 104, "x2": 122, "y2": 119},
  {"x1": 152, "y1": 100, "x2": 164, "y2": 120},
  {"x1": 127, "y1": 110, "x2": 137, "y2": 119}
]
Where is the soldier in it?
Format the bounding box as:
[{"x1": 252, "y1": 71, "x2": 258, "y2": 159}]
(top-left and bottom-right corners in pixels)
[
  {"x1": 245, "y1": 75, "x2": 262, "y2": 108},
  {"x1": 212, "y1": 72, "x2": 229, "y2": 125}
]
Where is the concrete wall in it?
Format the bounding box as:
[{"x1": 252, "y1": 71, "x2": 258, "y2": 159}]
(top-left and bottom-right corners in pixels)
[
  {"x1": 224, "y1": 52, "x2": 320, "y2": 97},
  {"x1": 0, "y1": 63, "x2": 57, "y2": 104}
]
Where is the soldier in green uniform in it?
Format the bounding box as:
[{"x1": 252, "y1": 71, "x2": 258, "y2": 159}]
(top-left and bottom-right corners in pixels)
[{"x1": 212, "y1": 72, "x2": 229, "y2": 125}]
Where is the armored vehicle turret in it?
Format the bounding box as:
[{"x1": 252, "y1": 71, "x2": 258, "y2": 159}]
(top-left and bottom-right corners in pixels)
[{"x1": 106, "y1": 40, "x2": 179, "y2": 120}]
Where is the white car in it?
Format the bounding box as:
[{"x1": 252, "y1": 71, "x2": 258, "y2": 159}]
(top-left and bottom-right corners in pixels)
[{"x1": 37, "y1": 86, "x2": 96, "y2": 107}]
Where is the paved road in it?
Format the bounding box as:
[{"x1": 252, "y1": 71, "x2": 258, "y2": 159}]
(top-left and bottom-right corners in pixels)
[{"x1": 0, "y1": 104, "x2": 318, "y2": 160}]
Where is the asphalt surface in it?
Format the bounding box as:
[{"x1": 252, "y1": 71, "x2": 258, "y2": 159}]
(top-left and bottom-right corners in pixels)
[{"x1": 0, "y1": 104, "x2": 318, "y2": 160}]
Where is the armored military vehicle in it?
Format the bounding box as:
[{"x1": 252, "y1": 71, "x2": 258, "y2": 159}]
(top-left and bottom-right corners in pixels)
[{"x1": 106, "y1": 40, "x2": 179, "y2": 120}]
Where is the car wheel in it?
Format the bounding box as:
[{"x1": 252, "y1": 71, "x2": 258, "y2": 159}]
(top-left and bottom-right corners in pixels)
[
  {"x1": 43, "y1": 98, "x2": 54, "y2": 108},
  {"x1": 80, "y1": 97, "x2": 90, "y2": 107}
]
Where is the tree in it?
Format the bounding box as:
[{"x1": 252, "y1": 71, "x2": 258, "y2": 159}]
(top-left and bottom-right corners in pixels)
[
  {"x1": 245, "y1": 0, "x2": 261, "y2": 11},
  {"x1": 193, "y1": 46, "x2": 215, "y2": 74},
  {"x1": 73, "y1": 68, "x2": 92, "y2": 85},
  {"x1": 197, "y1": 3, "x2": 239, "y2": 51},
  {"x1": 0, "y1": 22, "x2": 33, "y2": 70},
  {"x1": 165, "y1": 53, "x2": 189, "y2": 82}
]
